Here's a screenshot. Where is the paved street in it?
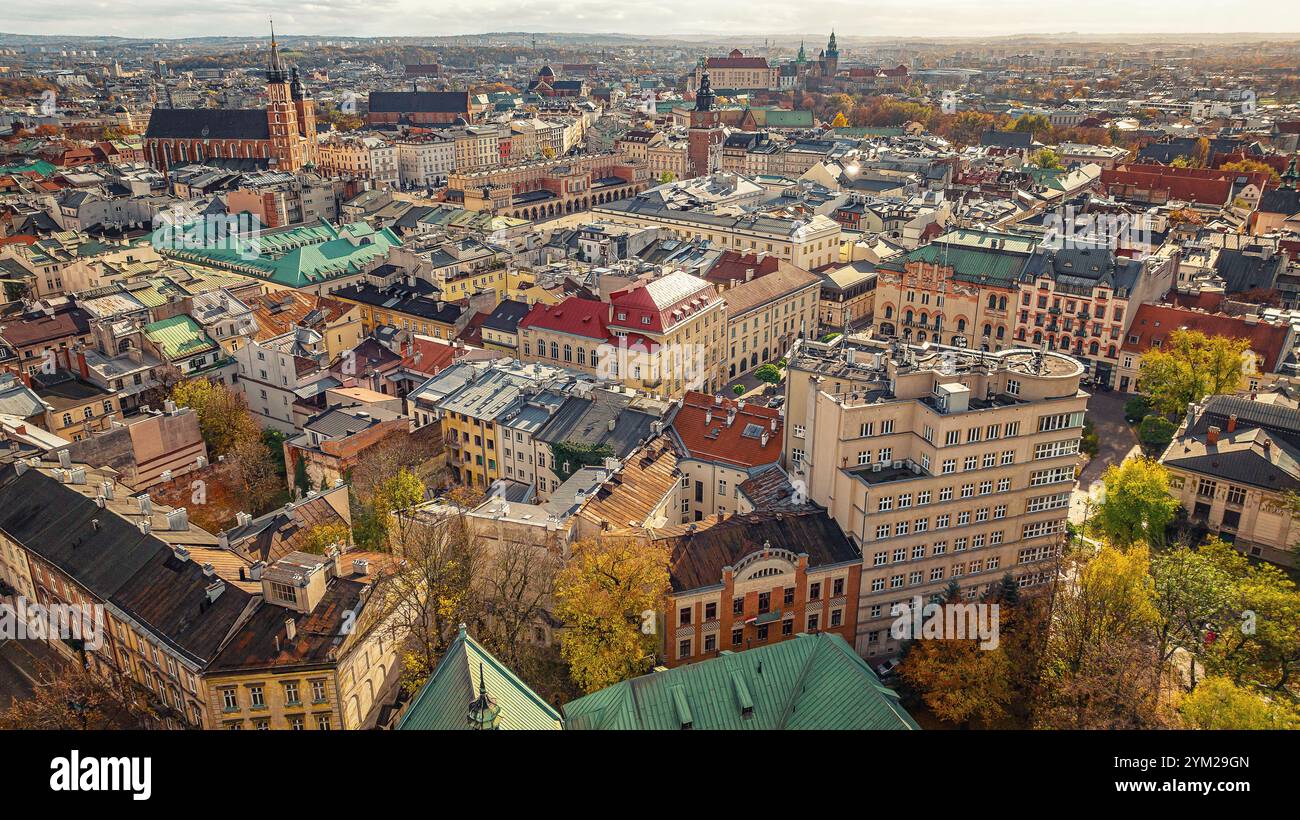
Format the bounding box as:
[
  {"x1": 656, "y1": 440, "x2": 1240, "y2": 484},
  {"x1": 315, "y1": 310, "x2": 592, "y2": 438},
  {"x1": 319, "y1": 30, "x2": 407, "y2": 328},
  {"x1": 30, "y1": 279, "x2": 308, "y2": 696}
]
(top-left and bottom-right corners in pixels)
[{"x1": 1070, "y1": 390, "x2": 1141, "y2": 526}]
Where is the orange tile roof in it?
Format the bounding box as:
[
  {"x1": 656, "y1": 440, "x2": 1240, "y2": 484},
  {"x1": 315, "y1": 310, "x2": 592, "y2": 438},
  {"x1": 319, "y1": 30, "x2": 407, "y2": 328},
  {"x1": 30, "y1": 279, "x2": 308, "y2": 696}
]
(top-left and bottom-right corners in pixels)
[
  {"x1": 1122, "y1": 302, "x2": 1292, "y2": 372},
  {"x1": 671, "y1": 390, "x2": 783, "y2": 468}
]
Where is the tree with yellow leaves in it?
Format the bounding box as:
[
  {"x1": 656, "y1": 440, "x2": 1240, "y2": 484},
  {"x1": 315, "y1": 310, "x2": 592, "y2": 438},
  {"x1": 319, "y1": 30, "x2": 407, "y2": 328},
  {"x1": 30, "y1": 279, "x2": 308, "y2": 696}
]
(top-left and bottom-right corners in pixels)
[
  {"x1": 1137, "y1": 328, "x2": 1251, "y2": 416},
  {"x1": 555, "y1": 536, "x2": 671, "y2": 693},
  {"x1": 831, "y1": 111, "x2": 849, "y2": 128}
]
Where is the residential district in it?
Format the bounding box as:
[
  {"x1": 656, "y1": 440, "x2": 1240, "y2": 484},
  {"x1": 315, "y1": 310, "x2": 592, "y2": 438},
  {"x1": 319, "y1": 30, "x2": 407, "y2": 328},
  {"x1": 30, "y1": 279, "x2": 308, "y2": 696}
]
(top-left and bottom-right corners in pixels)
[{"x1": 0, "y1": 25, "x2": 1297, "y2": 732}]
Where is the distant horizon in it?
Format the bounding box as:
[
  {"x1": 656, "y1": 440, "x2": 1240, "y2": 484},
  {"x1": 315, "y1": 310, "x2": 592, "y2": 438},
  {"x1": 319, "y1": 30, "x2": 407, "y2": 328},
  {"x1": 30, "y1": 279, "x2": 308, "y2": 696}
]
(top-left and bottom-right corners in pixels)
[{"x1": 4, "y1": 0, "x2": 1300, "y2": 41}]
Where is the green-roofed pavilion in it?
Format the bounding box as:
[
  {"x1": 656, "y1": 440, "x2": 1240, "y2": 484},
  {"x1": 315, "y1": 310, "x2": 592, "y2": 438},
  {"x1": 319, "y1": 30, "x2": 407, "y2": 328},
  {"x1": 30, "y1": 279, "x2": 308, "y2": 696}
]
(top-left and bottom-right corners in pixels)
[
  {"x1": 562, "y1": 632, "x2": 919, "y2": 730},
  {"x1": 152, "y1": 218, "x2": 403, "y2": 289},
  {"x1": 397, "y1": 625, "x2": 562, "y2": 730}
]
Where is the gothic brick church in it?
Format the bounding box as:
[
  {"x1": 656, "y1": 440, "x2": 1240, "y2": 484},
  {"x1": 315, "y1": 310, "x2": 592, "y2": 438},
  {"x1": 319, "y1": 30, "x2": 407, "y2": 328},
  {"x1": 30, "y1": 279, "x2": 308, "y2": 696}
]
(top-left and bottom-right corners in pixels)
[{"x1": 145, "y1": 25, "x2": 317, "y2": 172}]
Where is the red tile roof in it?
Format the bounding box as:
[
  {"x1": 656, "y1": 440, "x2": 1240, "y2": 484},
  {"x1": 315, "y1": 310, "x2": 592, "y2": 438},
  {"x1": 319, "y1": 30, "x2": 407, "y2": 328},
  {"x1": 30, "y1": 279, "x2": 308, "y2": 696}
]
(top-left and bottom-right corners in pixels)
[
  {"x1": 518, "y1": 296, "x2": 610, "y2": 341},
  {"x1": 706, "y1": 56, "x2": 770, "y2": 70},
  {"x1": 670, "y1": 390, "x2": 783, "y2": 469},
  {"x1": 704, "y1": 250, "x2": 781, "y2": 287},
  {"x1": 1101, "y1": 163, "x2": 1273, "y2": 205},
  {"x1": 608, "y1": 271, "x2": 718, "y2": 335},
  {"x1": 1122, "y1": 303, "x2": 1292, "y2": 372},
  {"x1": 399, "y1": 335, "x2": 462, "y2": 376}
]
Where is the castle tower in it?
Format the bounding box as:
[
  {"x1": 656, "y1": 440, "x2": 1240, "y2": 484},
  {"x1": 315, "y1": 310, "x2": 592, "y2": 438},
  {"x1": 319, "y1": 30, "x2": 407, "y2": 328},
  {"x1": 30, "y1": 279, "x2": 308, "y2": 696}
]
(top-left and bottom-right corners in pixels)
[
  {"x1": 688, "y1": 67, "x2": 722, "y2": 179},
  {"x1": 824, "y1": 31, "x2": 839, "y2": 76}
]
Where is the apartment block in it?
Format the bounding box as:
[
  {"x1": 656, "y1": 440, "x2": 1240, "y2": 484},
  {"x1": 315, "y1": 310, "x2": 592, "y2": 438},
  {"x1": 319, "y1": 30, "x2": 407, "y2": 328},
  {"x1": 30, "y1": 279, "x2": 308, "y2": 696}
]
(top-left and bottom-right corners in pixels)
[{"x1": 782, "y1": 337, "x2": 1087, "y2": 658}]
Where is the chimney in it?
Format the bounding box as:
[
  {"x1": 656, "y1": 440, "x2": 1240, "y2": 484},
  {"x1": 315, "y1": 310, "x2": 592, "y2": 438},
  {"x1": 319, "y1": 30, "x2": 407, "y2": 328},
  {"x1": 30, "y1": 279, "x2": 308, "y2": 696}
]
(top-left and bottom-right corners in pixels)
[
  {"x1": 138, "y1": 519, "x2": 151, "y2": 535},
  {"x1": 284, "y1": 617, "x2": 297, "y2": 641},
  {"x1": 137, "y1": 493, "x2": 153, "y2": 516},
  {"x1": 1227, "y1": 414, "x2": 1238, "y2": 433},
  {"x1": 164, "y1": 399, "x2": 177, "y2": 414},
  {"x1": 1207, "y1": 425, "x2": 1221, "y2": 445},
  {"x1": 705, "y1": 409, "x2": 712, "y2": 425},
  {"x1": 353, "y1": 558, "x2": 370, "y2": 577},
  {"x1": 235, "y1": 511, "x2": 252, "y2": 527},
  {"x1": 100, "y1": 480, "x2": 114, "y2": 501},
  {"x1": 172, "y1": 545, "x2": 190, "y2": 562},
  {"x1": 57, "y1": 449, "x2": 71, "y2": 468},
  {"x1": 607, "y1": 418, "x2": 616, "y2": 432},
  {"x1": 202, "y1": 562, "x2": 215, "y2": 578},
  {"x1": 76, "y1": 349, "x2": 89, "y2": 380},
  {"x1": 167, "y1": 508, "x2": 189, "y2": 531},
  {"x1": 205, "y1": 579, "x2": 225, "y2": 603},
  {"x1": 249, "y1": 561, "x2": 266, "y2": 581},
  {"x1": 745, "y1": 267, "x2": 755, "y2": 282}
]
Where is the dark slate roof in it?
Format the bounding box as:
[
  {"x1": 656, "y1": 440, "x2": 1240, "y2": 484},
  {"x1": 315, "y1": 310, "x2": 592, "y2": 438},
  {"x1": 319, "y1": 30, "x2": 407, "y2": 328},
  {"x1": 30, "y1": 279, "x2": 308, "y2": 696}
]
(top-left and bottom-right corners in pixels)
[
  {"x1": 1214, "y1": 249, "x2": 1285, "y2": 294},
  {"x1": 333, "y1": 282, "x2": 465, "y2": 324},
  {"x1": 1163, "y1": 427, "x2": 1300, "y2": 493},
  {"x1": 208, "y1": 577, "x2": 367, "y2": 674},
  {"x1": 0, "y1": 467, "x2": 252, "y2": 665},
  {"x1": 659, "y1": 510, "x2": 860, "y2": 592},
  {"x1": 980, "y1": 130, "x2": 1033, "y2": 149},
  {"x1": 535, "y1": 390, "x2": 660, "y2": 459},
  {"x1": 145, "y1": 108, "x2": 271, "y2": 141},
  {"x1": 367, "y1": 91, "x2": 469, "y2": 114},
  {"x1": 481, "y1": 298, "x2": 532, "y2": 332},
  {"x1": 1192, "y1": 394, "x2": 1300, "y2": 449},
  {"x1": 1258, "y1": 187, "x2": 1300, "y2": 216},
  {"x1": 1022, "y1": 245, "x2": 1144, "y2": 295}
]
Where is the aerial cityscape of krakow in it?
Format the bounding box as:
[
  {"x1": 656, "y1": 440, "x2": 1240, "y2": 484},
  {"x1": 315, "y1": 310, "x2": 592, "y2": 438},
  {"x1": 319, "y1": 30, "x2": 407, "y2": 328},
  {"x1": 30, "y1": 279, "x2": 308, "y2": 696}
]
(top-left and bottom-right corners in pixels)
[{"x1": 0, "y1": 0, "x2": 1293, "y2": 804}]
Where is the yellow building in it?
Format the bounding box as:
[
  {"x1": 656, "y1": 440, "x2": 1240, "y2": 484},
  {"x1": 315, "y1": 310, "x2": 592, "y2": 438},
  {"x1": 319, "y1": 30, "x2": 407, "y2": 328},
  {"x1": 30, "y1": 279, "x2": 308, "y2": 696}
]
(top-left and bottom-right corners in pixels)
[{"x1": 202, "y1": 550, "x2": 404, "y2": 730}]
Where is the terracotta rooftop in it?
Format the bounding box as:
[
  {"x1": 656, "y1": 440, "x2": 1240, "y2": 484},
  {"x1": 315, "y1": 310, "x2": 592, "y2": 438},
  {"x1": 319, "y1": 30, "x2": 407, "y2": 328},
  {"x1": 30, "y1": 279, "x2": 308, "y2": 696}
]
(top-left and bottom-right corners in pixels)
[{"x1": 671, "y1": 390, "x2": 783, "y2": 469}]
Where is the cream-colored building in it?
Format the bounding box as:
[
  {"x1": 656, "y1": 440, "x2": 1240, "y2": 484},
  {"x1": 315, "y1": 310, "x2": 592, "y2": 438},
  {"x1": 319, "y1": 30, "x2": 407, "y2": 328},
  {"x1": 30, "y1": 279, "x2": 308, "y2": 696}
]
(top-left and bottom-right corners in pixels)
[
  {"x1": 719, "y1": 260, "x2": 821, "y2": 381},
  {"x1": 593, "y1": 197, "x2": 842, "y2": 271},
  {"x1": 1160, "y1": 394, "x2": 1300, "y2": 568},
  {"x1": 783, "y1": 337, "x2": 1088, "y2": 658}
]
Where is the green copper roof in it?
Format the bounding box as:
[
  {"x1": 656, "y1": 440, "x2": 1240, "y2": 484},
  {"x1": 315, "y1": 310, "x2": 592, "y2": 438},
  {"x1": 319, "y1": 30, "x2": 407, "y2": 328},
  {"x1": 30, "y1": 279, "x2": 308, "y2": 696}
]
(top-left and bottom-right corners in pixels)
[
  {"x1": 153, "y1": 219, "x2": 403, "y2": 289},
  {"x1": 0, "y1": 159, "x2": 57, "y2": 178},
  {"x1": 877, "y1": 229, "x2": 1037, "y2": 287},
  {"x1": 763, "y1": 109, "x2": 815, "y2": 127},
  {"x1": 398, "y1": 626, "x2": 562, "y2": 731},
  {"x1": 144, "y1": 314, "x2": 217, "y2": 359},
  {"x1": 562, "y1": 632, "x2": 919, "y2": 731}
]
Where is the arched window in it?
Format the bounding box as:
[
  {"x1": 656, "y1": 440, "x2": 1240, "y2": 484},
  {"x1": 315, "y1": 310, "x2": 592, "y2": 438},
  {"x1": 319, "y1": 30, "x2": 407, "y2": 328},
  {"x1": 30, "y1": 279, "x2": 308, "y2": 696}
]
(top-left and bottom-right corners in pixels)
[
  {"x1": 1089, "y1": 341, "x2": 1100, "y2": 355},
  {"x1": 563, "y1": 344, "x2": 572, "y2": 362},
  {"x1": 957, "y1": 318, "x2": 967, "y2": 332},
  {"x1": 550, "y1": 341, "x2": 559, "y2": 359},
  {"x1": 577, "y1": 347, "x2": 587, "y2": 365},
  {"x1": 987, "y1": 294, "x2": 997, "y2": 309},
  {"x1": 883, "y1": 305, "x2": 893, "y2": 319}
]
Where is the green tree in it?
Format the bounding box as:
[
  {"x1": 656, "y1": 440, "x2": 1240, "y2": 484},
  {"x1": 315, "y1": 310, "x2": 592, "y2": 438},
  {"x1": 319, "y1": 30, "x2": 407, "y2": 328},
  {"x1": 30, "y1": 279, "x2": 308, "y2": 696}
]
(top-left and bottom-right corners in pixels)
[
  {"x1": 169, "y1": 378, "x2": 260, "y2": 457},
  {"x1": 1149, "y1": 541, "x2": 1238, "y2": 689},
  {"x1": 1011, "y1": 113, "x2": 1050, "y2": 134},
  {"x1": 302, "y1": 522, "x2": 352, "y2": 554},
  {"x1": 1179, "y1": 676, "x2": 1300, "y2": 729},
  {"x1": 754, "y1": 363, "x2": 782, "y2": 384},
  {"x1": 1089, "y1": 459, "x2": 1180, "y2": 548},
  {"x1": 554, "y1": 536, "x2": 671, "y2": 694},
  {"x1": 1031, "y1": 147, "x2": 1063, "y2": 169},
  {"x1": 1137, "y1": 415, "x2": 1176, "y2": 452},
  {"x1": 1137, "y1": 329, "x2": 1250, "y2": 416},
  {"x1": 1036, "y1": 544, "x2": 1167, "y2": 729},
  {"x1": 732, "y1": 384, "x2": 746, "y2": 396}
]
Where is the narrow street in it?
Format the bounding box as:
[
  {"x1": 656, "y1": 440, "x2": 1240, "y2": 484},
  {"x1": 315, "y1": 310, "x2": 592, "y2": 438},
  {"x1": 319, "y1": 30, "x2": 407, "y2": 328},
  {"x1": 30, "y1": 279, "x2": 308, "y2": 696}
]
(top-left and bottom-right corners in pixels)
[{"x1": 1070, "y1": 390, "x2": 1141, "y2": 526}]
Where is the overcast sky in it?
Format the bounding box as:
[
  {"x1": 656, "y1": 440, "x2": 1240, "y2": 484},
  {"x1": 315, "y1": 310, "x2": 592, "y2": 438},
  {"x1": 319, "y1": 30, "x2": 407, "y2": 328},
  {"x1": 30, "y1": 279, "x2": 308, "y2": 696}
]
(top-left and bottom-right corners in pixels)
[{"x1": 6, "y1": 0, "x2": 1300, "y2": 39}]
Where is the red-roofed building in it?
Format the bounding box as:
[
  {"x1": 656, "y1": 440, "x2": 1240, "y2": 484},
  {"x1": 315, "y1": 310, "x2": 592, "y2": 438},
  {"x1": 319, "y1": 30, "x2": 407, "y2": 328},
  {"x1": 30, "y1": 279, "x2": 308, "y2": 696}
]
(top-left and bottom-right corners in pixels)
[
  {"x1": 517, "y1": 296, "x2": 612, "y2": 380},
  {"x1": 1100, "y1": 163, "x2": 1272, "y2": 208},
  {"x1": 703, "y1": 249, "x2": 781, "y2": 288},
  {"x1": 689, "y1": 49, "x2": 779, "y2": 93},
  {"x1": 671, "y1": 390, "x2": 784, "y2": 520},
  {"x1": 1116, "y1": 302, "x2": 1295, "y2": 393},
  {"x1": 607, "y1": 271, "x2": 727, "y2": 396}
]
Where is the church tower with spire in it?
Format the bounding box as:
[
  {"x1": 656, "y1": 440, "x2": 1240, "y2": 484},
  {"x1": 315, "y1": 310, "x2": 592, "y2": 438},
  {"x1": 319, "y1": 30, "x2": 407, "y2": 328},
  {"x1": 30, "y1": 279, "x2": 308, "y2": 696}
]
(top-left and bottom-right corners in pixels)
[{"x1": 265, "y1": 20, "x2": 307, "y2": 171}]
